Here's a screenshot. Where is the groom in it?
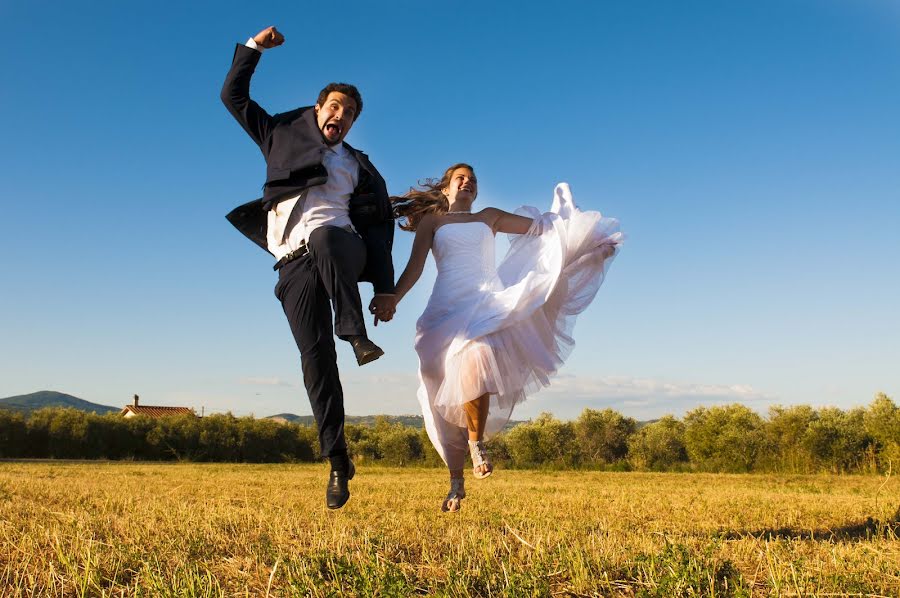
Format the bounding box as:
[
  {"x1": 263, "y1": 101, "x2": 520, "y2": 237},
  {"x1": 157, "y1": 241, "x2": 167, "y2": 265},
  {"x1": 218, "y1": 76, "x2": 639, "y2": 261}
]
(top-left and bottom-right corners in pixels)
[{"x1": 221, "y1": 26, "x2": 396, "y2": 508}]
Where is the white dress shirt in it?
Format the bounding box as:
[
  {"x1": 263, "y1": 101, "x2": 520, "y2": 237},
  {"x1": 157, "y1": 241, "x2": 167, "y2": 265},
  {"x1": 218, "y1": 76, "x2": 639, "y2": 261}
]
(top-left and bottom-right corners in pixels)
[
  {"x1": 247, "y1": 39, "x2": 360, "y2": 261},
  {"x1": 264, "y1": 141, "x2": 359, "y2": 259}
]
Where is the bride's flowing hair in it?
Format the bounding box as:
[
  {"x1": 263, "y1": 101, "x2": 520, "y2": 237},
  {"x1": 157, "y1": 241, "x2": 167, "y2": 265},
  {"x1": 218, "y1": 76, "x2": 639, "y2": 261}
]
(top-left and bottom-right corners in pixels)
[{"x1": 391, "y1": 163, "x2": 475, "y2": 232}]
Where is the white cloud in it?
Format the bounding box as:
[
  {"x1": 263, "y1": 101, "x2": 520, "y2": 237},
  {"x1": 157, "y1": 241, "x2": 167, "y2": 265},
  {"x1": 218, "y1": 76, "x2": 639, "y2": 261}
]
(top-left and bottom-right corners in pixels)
[
  {"x1": 518, "y1": 375, "x2": 778, "y2": 420},
  {"x1": 238, "y1": 377, "x2": 294, "y2": 387},
  {"x1": 541, "y1": 375, "x2": 769, "y2": 400},
  {"x1": 337, "y1": 372, "x2": 779, "y2": 421},
  {"x1": 347, "y1": 373, "x2": 420, "y2": 386},
  {"x1": 210, "y1": 372, "x2": 779, "y2": 422},
  {"x1": 342, "y1": 372, "x2": 421, "y2": 415}
]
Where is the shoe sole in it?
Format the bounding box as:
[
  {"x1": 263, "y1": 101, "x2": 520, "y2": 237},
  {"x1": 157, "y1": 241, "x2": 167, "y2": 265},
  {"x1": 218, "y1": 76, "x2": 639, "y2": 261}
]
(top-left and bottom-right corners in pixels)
[{"x1": 356, "y1": 348, "x2": 384, "y2": 366}]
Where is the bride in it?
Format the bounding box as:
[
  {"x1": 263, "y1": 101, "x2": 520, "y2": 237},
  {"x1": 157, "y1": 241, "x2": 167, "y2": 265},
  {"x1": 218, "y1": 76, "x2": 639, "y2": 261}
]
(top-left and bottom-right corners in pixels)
[{"x1": 380, "y1": 163, "x2": 622, "y2": 511}]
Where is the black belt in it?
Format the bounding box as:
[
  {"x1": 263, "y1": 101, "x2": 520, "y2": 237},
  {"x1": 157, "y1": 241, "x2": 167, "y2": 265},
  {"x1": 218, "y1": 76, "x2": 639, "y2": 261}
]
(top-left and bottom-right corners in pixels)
[{"x1": 273, "y1": 242, "x2": 309, "y2": 271}]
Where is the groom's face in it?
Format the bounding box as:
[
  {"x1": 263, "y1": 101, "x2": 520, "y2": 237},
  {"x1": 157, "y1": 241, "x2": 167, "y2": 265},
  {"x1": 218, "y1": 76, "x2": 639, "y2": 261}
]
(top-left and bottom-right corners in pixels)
[{"x1": 315, "y1": 92, "x2": 358, "y2": 145}]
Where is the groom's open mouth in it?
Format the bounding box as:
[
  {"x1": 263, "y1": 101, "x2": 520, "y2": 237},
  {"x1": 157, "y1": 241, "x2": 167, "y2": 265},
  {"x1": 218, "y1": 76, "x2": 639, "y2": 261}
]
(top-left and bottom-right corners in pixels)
[{"x1": 324, "y1": 122, "x2": 343, "y2": 138}]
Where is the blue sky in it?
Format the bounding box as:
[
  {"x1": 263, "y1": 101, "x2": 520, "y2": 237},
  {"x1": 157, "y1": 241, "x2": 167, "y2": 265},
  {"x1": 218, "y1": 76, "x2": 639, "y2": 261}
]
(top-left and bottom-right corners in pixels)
[{"x1": 1, "y1": 1, "x2": 898, "y2": 420}]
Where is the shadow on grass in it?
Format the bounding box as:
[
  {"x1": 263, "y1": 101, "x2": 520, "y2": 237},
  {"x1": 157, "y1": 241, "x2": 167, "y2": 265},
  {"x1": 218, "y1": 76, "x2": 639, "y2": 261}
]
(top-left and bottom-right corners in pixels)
[{"x1": 721, "y1": 506, "x2": 900, "y2": 542}]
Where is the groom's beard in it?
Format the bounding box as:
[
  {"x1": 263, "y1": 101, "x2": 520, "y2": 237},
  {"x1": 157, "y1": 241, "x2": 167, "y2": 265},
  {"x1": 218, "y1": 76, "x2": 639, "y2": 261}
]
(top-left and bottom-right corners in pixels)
[
  {"x1": 320, "y1": 131, "x2": 342, "y2": 146},
  {"x1": 319, "y1": 131, "x2": 343, "y2": 147}
]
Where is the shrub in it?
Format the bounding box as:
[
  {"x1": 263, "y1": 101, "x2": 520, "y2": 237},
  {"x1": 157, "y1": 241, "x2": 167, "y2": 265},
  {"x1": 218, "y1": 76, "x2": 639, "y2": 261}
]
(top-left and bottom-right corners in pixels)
[
  {"x1": 627, "y1": 416, "x2": 688, "y2": 471},
  {"x1": 684, "y1": 404, "x2": 764, "y2": 472}
]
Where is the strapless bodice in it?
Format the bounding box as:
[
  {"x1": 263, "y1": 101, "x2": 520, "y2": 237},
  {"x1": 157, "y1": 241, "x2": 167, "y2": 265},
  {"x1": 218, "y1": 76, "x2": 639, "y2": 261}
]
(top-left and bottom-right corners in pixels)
[{"x1": 432, "y1": 221, "x2": 496, "y2": 289}]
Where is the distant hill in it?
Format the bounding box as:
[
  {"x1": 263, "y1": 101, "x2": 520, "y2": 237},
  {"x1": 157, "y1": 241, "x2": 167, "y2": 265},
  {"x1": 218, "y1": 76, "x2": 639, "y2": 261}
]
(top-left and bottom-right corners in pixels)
[
  {"x1": 0, "y1": 391, "x2": 119, "y2": 415},
  {"x1": 0, "y1": 393, "x2": 528, "y2": 427},
  {"x1": 267, "y1": 413, "x2": 428, "y2": 428}
]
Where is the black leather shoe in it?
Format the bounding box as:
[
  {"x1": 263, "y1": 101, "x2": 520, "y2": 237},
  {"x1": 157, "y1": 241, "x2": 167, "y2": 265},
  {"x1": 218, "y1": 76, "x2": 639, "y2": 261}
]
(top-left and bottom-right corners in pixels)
[
  {"x1": 347, "y1": 336, "x2": 384, "y2": 366},
  {"x1": 326, "y1": 460, "x2": 356, "y2": 509}
]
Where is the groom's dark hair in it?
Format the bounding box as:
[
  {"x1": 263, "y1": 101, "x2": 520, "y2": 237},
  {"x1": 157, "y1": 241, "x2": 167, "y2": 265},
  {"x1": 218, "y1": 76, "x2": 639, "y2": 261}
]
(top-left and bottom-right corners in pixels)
[{"x1": 317, "y1": 83, "x2": 363, "y2": 118}]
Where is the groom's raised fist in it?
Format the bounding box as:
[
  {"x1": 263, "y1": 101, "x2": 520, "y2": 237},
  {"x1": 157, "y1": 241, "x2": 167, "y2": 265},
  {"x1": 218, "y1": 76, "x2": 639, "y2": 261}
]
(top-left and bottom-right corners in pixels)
[{"x1": 253, "y1": 26, "x2": 284, "y2": 49}]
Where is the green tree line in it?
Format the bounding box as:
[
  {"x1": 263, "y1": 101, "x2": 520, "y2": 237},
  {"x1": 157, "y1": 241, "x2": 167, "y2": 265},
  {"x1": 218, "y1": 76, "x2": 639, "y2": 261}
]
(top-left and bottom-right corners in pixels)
[{"x1": 0, "y1": 393, "x2": 896, "y2": 474}]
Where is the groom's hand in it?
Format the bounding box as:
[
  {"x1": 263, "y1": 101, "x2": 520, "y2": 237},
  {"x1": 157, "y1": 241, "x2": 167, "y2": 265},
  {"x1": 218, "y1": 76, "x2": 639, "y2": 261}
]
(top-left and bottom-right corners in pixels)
[
  {"x1": 370, "y1": 295, "x2": 397, "y2": 325},
  {"x1": 253, "y1": 26, "x2": 284, "y2": 49},
  {"x1": 599, "y1": 243, "x2": 618, "y2": 259}
]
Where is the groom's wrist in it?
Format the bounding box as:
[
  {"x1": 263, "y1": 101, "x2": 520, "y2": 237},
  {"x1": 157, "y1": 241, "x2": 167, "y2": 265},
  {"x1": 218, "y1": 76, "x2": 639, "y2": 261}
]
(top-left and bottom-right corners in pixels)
[{"x1": 245, "y1": 38, "x2": 265, "y2": 53}]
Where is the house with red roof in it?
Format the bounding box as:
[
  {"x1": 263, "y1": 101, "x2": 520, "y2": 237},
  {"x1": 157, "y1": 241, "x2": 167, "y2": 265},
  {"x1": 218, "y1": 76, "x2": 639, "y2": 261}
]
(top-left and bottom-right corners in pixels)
[{"x1": 120, "y1": 395, "x2": 196, "y2": 418}]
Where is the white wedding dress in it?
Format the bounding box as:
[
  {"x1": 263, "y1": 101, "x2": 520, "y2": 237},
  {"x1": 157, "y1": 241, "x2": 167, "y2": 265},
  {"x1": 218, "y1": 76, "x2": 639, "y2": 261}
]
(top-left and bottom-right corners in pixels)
[{"x1": 414, "y1": 183, "x2": 623, "y2": 471}]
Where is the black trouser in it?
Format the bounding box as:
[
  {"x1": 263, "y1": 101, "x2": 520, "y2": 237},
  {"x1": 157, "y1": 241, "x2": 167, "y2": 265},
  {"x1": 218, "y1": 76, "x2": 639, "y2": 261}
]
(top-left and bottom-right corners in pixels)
[{"x1": 274, "y1": 225, "x2": 367, "y2": 458}]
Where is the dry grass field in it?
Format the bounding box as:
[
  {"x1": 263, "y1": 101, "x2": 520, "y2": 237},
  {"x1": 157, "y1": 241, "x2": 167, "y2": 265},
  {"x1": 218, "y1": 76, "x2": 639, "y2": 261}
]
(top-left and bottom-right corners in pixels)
[{"x1": 0, "y1": 462, "x2": 897, "y2": 597}]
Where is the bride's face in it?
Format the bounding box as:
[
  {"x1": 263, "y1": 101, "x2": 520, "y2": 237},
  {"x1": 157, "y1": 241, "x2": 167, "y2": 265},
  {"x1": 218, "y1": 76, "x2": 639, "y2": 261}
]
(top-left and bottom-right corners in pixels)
[{"x1": 442, "y1": 168, "x2": 478, "y2": 204}]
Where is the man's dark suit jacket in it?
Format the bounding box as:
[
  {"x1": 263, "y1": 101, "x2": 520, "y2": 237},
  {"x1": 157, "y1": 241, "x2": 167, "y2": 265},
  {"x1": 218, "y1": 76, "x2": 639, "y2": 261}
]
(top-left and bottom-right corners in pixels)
[{"x1": 221, "y1": 43, "x2": 395, "y2": 294}]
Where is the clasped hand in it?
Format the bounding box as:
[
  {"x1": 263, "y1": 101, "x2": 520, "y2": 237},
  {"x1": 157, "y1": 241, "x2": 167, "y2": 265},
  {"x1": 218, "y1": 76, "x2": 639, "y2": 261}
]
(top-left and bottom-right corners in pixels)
[{"x1": 369, "y1": 295, "x2": 398, "y2": 325}]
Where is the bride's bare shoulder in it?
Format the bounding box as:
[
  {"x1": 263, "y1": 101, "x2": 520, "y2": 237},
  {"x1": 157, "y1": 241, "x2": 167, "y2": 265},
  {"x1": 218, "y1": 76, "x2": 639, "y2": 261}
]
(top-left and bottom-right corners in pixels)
[
  {"x1": 477, "y1": 207, "x2": 502, "y2": 226},
  {"x1": 419, "y1": 213, "x2": 439, "y2": 232}
]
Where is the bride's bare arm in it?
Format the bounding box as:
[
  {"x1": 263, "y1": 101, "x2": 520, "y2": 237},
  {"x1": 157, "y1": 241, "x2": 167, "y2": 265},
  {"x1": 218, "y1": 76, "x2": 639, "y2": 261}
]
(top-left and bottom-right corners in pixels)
[
  {"x1": 484, "y1": 208, "x2": 534, "y2": 235},
  {"x1": 394, "y1": 215, "x2": 436, "y2": 302}
]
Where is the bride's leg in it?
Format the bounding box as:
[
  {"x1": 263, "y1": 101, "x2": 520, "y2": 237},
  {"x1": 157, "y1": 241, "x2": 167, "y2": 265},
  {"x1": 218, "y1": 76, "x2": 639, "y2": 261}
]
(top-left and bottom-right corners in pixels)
[
  {"x1": 441, "y1": 464, "x2": 466, "y2": 512},
  {"x1": 464, "y1": 394, "x2": 493, "y2": 478},
  {"x1": 463, "y1": 394, "x2": 490, "y2": 441},
  {"x1": 458, "y1": 344, "x2": 494, "y2": 477}
]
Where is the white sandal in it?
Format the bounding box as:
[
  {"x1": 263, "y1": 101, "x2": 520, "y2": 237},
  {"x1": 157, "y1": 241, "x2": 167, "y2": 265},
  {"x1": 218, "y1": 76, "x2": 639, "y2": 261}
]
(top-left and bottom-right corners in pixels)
[
  {"x1": 441, "y1": 477, "x2": 466, "y2": 512},
  {"x1": 468, "y1": 440, "x2": 494, "y2": 479}
]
